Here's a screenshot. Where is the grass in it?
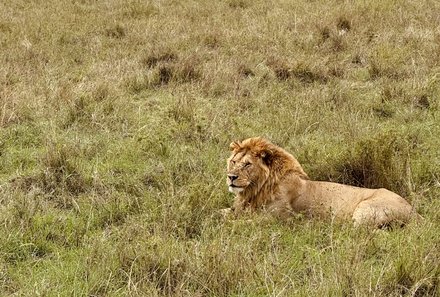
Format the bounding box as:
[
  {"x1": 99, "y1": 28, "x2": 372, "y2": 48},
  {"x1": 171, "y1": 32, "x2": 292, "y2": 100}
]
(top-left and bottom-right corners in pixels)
[{"x1": 1, "y1": 0, "x2": 440, "y2": 295}]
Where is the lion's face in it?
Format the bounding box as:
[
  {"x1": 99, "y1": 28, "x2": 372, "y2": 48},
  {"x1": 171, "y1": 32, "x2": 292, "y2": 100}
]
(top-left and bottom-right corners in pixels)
[{"x1": 226, "y1": 144, "x2": 270, "y2": 194}]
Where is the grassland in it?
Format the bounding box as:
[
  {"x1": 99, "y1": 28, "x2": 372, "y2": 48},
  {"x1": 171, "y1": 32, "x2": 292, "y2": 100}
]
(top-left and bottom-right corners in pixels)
[{"x1": 1, "y1": 0, "x2": 439, "y2": 296}]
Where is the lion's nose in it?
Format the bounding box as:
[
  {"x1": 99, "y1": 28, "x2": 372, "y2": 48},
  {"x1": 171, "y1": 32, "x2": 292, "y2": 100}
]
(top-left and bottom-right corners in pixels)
[{"x1": 228, "y1": 174, "x2": 238, "y2": 182}]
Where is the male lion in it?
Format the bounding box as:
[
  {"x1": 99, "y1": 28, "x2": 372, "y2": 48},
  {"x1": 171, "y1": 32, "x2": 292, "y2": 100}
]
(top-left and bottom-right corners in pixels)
[{"x1": 225, "y1": 137, "x2": 415, "y2": 227}]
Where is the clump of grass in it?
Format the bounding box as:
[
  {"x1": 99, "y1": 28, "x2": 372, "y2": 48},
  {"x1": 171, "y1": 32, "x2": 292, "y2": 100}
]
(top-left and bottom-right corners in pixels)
[
  {"x1": 140, "y1": 51, "x2": 177, "y2": 69},
  {"x1": 0, "y1": 104, "x2": 19, "y2": 128},
  {"x1": 385, "y1": 263, "x2": 415, "y2": 296},
  {"x1": 414, "y1": 94, "x2": 430, "y2": 109},
  {"x1": 319, "y1": 25, "x2": 331, "y2": 41},
  {"x1": 105, "y1": 24, "x2": 126, "y2": 39},
  {"x1": 228, "y1": 0, "x2": 250, "y2": 9},
  {"x1": 267, "y1": 57, "x2": 328, "y2": 83},
  {"x1": 124, "y1": 74, "x2": 149, "y2": 94},
  {"x1": 317, "y1": 17, "x2": 350, "y2": 52},
  {"x1": 12, "y1": 141, "x2": 89, "y2": 206},
  {"x1": 122, "y1": 1, "x2": 158, "y2": 19},
  {"x1": 368, "y1": 45, "x2": 409, "y2": 80},
  {"x1": 329, "y1": 34, "x2": 347, "y2": 52},
  {"x1": 351, "y1": 53, "x2": 365, "y2": 65},
  {"x1": 336, "y1": 16, "x2": 351, "y2": 32},
  {"x1": 62, "y1": 95, "x2": 92, "y2": 128},
  {"x1": 156, "y1": 65, "x2": 173, "y2": 85},
  {"x1": 267, "y1": 57, "x2": 291, "y2": 81},
  {"x1": 381, "y1": 84, "x2": 405, "y2": 102},
  {"x1": 291, "y1": 63, "x2": 328, "y2": 84},
  {"x1": 92, "y1": 83, "x2": 110, "y2": 102},
  {"x1": 146, "y1": 55, "x2": 202, "y2": 87},
  {"x1": 372, "y1": 106, "x2": 395, "y2": 118},
  {"x1": 328, "y1": 63, "x2": 345, "y2": 78},
  {"x1": 0, "y1": 22, "x2": 12, "y2": 34},
  {"x1": 40, "y1": 142, "x2": 88, "y2": 196},
  {"x1": 238, "y1": 64, "x2": 255, "y2": 77},
  {"x1": 118, "y1": 248, "x2": 186, "y2": 295},
  {"x1": 175, "y1": 56, "x2": 202, "y2": 82},
  {"x1": 0, "y1": 261, "x2": 15, "y2": 293},
  {"x1": 130, "y1": 50, "x2": 203, "y2": 91},
  {"x1": 319, "y1": 131, "x2": 415, "y2": 196},
  {"x1": 381, "y1": 261, "x2": 439, "y2": 296},
  {"x1": 168, "y1": 96, "x2": 195, "y2": 123},
  {"x1": 203, "y1": 32, "x2": 221, "y2": 48},
  {"x1": 92, "y1": 193, "x2": 144, "y2": 228}
]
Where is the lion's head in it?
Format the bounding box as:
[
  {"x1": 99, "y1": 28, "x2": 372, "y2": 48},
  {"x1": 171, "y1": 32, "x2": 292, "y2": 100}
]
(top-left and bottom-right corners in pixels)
[{"x1": 226, "y1": 137, "x2": 308, "y2": 195}]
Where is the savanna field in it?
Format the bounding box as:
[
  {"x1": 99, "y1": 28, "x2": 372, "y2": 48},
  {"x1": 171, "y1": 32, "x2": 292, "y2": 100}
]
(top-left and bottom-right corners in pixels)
[{"x1": 1, "y1": 0, "x2": 440, "y2": 296}]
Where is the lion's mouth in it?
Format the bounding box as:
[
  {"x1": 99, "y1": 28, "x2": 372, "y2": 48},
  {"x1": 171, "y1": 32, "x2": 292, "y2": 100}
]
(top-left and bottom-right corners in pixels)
[{"x1": 228, "y1": 185, "x2": 244, "y2": 193}]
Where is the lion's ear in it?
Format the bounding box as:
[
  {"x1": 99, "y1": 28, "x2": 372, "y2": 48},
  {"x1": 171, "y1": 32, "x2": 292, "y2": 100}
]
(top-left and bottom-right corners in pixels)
[
  {"x1": 229, "y1": 141, "x2": 241, "y2": 151},
  {"x1": 258, "y1": 148, "x2": 276, "y2": 166}
]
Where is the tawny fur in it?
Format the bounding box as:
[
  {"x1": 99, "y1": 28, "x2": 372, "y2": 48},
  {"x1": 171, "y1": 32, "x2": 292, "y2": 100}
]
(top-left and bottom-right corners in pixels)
[{"x1": 226, "y1": 137, "x2": 416, "y2": 227}]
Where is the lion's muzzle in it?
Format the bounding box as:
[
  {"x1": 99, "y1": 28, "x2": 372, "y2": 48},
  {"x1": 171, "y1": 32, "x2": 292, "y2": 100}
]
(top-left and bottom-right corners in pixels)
[
  {"x1": 227, "y1": 174, "x2": 246, "y2": 193},
  {"x1": 227, "y1": 174, "x2": 238, "y2": 183},
  {"x1": 228, "y1": 185, "x2": 244, "y2": 193}
]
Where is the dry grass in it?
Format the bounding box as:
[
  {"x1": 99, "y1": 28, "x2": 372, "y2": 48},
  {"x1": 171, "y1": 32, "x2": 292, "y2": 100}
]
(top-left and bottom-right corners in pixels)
[{"x1": 1, "y1": 0, "x2": 440, "y2": 296}]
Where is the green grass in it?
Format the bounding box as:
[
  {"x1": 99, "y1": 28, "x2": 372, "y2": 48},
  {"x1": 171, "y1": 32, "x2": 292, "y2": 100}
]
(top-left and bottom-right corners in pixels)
[{"x1": 1, "y1": 0, "x2": 440, "y2": 295}]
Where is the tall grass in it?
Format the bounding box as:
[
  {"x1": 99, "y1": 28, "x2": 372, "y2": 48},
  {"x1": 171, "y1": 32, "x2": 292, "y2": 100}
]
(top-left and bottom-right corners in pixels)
[{"x1": 1, "y1": 0, "x2": 439, "y2": 295}]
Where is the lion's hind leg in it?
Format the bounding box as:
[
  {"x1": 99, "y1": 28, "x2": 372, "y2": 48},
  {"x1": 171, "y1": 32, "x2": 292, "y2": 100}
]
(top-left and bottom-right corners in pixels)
[
  {"x1": 352, "y1": 189, "x2": 412, "y2": 228},
  {"x1": 352, "y1": 200, "x2": 393, "y2": 227}
]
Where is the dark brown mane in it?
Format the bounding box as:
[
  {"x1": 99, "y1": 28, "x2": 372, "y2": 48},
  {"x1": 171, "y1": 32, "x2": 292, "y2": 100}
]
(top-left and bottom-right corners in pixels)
[{"x1": 238, "y1": 137, "x2": 309, "y2": 180}]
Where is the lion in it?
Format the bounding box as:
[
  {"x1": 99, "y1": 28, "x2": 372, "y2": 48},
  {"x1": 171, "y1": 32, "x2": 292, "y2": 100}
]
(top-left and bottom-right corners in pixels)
[{"x1": 225, "y1": 137, "x2": 416, "y2": 227}]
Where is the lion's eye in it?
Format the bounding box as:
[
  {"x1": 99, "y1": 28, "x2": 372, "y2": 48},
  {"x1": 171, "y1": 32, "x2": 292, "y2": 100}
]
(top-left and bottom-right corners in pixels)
[
  {"x1": 231, "y1": 160, "x2": 236, "y2": 165},
  {"x1": 244, "y1": 162, "x2": 251, "y2": 167}
]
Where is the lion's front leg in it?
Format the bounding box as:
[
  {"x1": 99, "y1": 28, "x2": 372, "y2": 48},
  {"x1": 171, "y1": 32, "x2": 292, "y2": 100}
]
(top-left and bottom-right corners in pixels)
[
  {"x1": 219, "y1": 197, "x2": 246, "y2": 217},
  {"x1": 220, "y1": 207, "x2": 233, "y2": 216}
]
